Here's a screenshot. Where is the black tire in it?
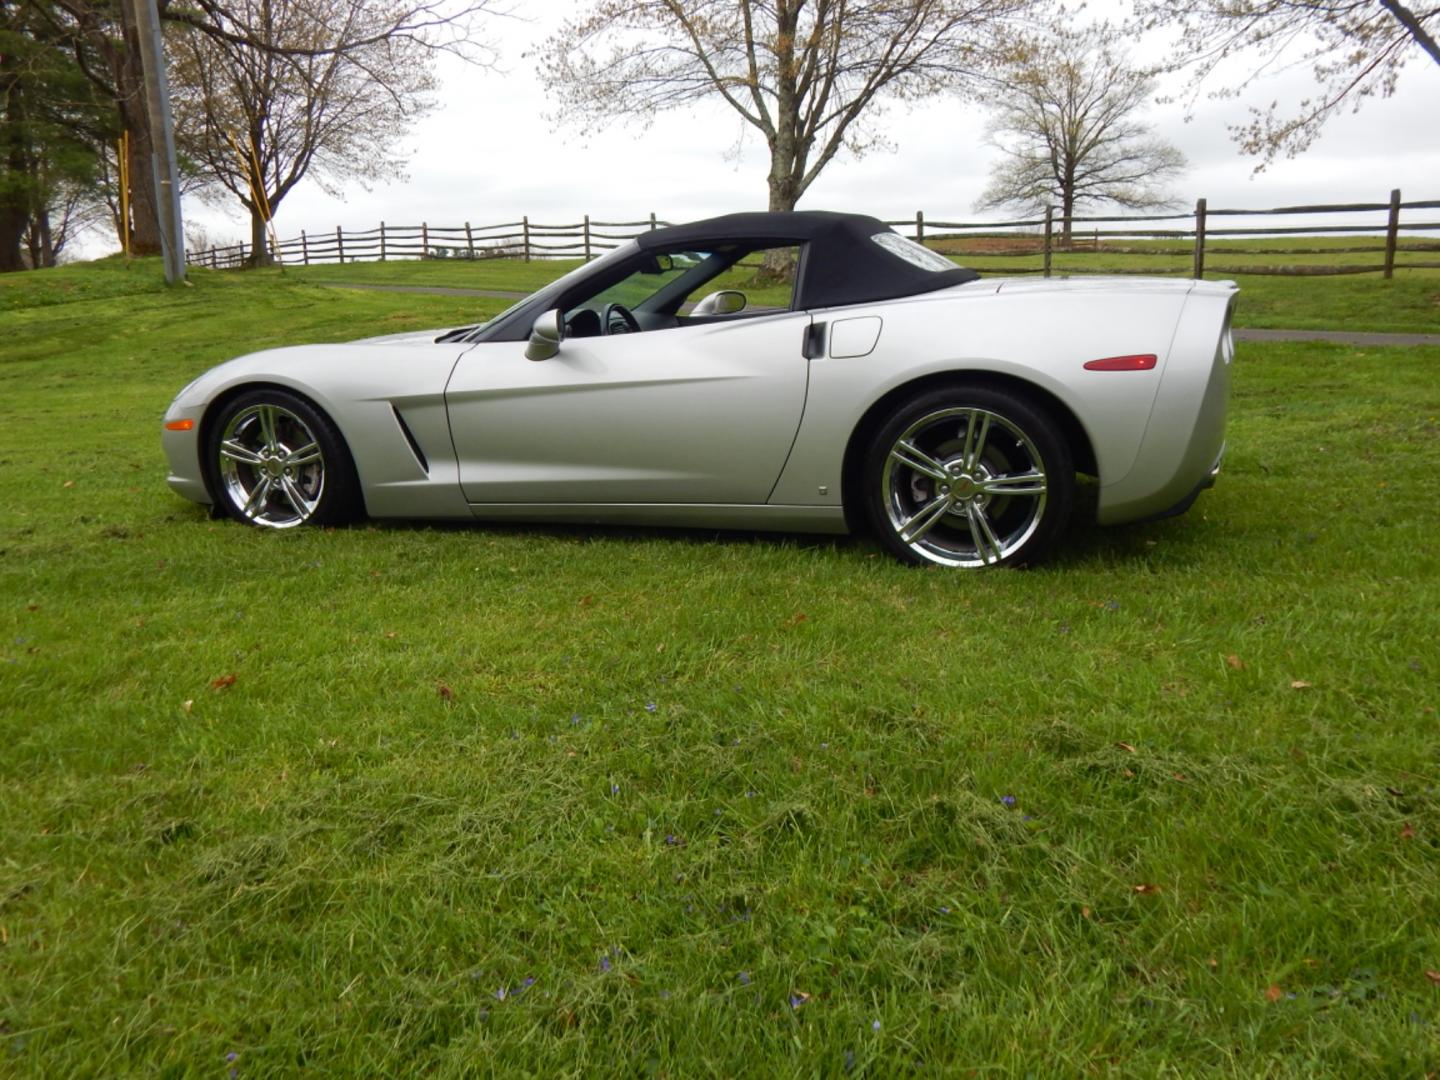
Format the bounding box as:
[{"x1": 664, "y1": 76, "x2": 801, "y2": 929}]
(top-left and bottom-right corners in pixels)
[
  {"x1": 206, "y1": 388, "x2": 362, "y2": 529},
  {"x1": 861, "y1": 384, "x2": 1075, "y2": 568}
]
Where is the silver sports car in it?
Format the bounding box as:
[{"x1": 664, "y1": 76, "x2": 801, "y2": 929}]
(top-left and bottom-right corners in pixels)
[{"x1": 162, "y1": 211, "x2": 1236, "y2": 568}]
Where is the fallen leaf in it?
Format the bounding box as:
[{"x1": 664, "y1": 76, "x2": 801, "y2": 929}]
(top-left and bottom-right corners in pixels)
[
  {"x1": 1123, "y1": 769, "x2": 1136, "y2": 778},
  {"x1": 384, "y1": 631, "x2": 397, "y2": 639},
  {"x1": 1290, "y1": 680, "x2": 1312, "y2": 690},
  {"x1": 578, "y1": 595, "x2": 594, "y2": 607},
  {"x1": 1265, "y1": 983, "x2": 1284, "y2": 1003},
  {"x1": 656, "y1": 643, "x2": 666, "y2": 652},
  {"x1": 1115, "y1": 741, "x2": 1137, "y2": 753},
  {"x1": 181, "y1": 699, "x2": 194, "y2": 713},
  {"x1": 1207, "y1": 957, "x2": 1219, "y2": 970},
  {"x1": 1172, "y1": 772, "x2": 1189, "y2": 782},
  {"x1": 1132, "y1": 883, "x2": 1160, "y2": 895},
  {"x1": 1425, "y1": 970, "x2": 1440, "y2": 985},
  {"x1": 1226, "y1": 654, "x2": 1244, "y2": 670},
  {"x1": 1081, "y1": 906, "x2": 1092, "y2": 919},
  {"x1": 1401, "y1": 822, "x2": 1416, "y2": 840},
  {"x1": 791, "y1": 612, "x2": 808, "y2": 624},
  {"x1": 26, "y1": 603, "x2": 39, "y2": 613},
  {"x1": 437, "y1": 683, "x2": 454, "y2": 702},
  {"x1": 62, "y1": 480, "x2": 75, "y2": 488},
  {"x1": 210, "y1": 674, "x2": 237, "y2": 690}
]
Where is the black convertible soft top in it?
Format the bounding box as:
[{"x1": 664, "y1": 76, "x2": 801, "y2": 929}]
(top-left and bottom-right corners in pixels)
[{"x1": 636, "y1": 210, "x2": 980, "y2": 309}]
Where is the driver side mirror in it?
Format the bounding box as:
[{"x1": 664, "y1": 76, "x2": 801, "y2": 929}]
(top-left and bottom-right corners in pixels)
[
  {"x1": 691, "y1": 289, "x2": 748, "y2": 317},
  {"x1": 525, "y1": 309, "x2": 564, "y2": 361}
]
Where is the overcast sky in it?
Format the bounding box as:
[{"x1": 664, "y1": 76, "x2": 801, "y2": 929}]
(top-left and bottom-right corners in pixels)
[{"x1": 172, "y1": 5, "x2": 1440, "y2": 253}]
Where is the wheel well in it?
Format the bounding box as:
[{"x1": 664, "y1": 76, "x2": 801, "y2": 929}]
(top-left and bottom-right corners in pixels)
[
  {"x1": 839, "y1": 371, "x2": 1098, "y2": 532},
  {"x1": 197, "y1": 382, "x2": 348, "y2": 501}
]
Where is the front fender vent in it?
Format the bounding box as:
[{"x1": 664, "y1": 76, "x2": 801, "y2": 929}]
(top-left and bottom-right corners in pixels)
[{"x1": 392, "y1": 406, "x2": 429, "y2": 474}]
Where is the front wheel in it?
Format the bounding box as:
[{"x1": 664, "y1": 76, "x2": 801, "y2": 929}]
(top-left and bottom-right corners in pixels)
[
  {"x1": 862, "y1": 385, "x2": 1075, "y2": 568},
  {"x1": 207, "y1": 389, "x2": 360, "y2": 529}
]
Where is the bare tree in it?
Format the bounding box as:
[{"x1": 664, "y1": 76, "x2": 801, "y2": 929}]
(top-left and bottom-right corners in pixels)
[
  {"x1": 170, "y1": 0, "x2": 459, "y2": 265},
  {"x1": 1135, "y1": 0, "x2": 1440, "y2": 165},
  {"x1": 539, "y1": 0, "x2": 1047, "y2": 217},
  {"x1": 976, "y1": 26, "x2": 1184, "y2": 243},
  {"x1": 27, "y1": 0, "x2": 498, "y2": 258}
]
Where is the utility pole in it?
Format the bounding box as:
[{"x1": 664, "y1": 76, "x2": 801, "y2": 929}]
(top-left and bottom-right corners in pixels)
[{"x1": 129, "y1": 0, "x2": 186, "y2": 284}]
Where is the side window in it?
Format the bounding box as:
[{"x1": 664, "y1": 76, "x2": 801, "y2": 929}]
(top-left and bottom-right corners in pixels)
[{"x1": 691, "y1": 245, "x2": 802, "y2": 313}]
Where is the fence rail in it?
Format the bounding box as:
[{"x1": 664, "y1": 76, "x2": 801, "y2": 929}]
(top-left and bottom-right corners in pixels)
[{"x1": 186, "y1": 192, "x2": 1440, "y2": 279}]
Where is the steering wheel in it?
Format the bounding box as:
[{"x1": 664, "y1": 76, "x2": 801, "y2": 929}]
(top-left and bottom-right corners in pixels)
[{"x1": 601, "y1": 302, "x2": 640, "y2": 336}]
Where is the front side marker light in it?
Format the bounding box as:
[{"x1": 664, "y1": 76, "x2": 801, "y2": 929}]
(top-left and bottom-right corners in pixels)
[
  {"x1": 1084, "y1": 354, "x2": 1157, "y2": 372},
  {"x1": 165, "y1": 419, "x2": 195, "y2": 431}
]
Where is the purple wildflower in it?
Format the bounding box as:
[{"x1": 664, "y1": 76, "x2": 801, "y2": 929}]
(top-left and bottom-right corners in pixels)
[
  {"x1": 1000, "y1": 794, "x2": 1017, "y2": 807},
  {"x1": 495, "y1": 986, "x2": 507, "y2": 1001},
  {"x1": 738, "y1": 971, "x2": 751, "y2": 986},
  {"x1": 645, "y1": 702, "x2": 658, "y2": 713},
  {"x1": 872, "y1": 1019, "x2": 882, "y2": 1031},
  {"x1": 226, "y1": 1053, "x2": 239, "y2": 1063},
  {"x1": 599, "y1": 956, "x2": 612, "y2": 973},
  {"x1": 611, "y1": 783, "x2": 620, "y2": 795},
  {"x1": 939, "y1": 905, "x2": 950, "y2": 914}
]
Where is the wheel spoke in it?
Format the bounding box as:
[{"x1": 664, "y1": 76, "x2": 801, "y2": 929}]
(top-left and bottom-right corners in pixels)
[
  {"x1": 898, "y1": 496, "x2": 952, "y2": 544},
  {"x1": 242, "y1": 477, "x2": 272, "y2": 518},
  {"x1": 982, "y1": 470, "x2": 1046, "y2": 497},
  {"x1": 257, "y1": 405, "x2": 280, "y2": 453},
  {"x1": 962, "y1": 411, "x2": 991, "y2": 471},
  {"x1": 220, "y1": 439, "x2": 264, "y2": 466},
  {"x1": 889, "y1": 439, "x2": 949, "y2": 483},
  {"x1": 284, "y1": 441, "x2": 321, "y2": 467},
  {"x1": 966, "y1": 503, "x2": 1004, "y2": 565},
  {"x1": 278, "y1": 475, "x2": 314, "y2": 518}
]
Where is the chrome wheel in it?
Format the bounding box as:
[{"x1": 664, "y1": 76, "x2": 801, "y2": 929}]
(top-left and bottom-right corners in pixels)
[
  {"x1": 880, "y1": 406, "x2": 1050, "y2": 567},
  {"x1": 216, "y1": 403, "x2": 326, "y2": 528}
]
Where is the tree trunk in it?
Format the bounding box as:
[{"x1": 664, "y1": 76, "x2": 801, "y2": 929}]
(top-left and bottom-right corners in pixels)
[
  {"x1": 1060, "y1": 190, "x2": 1075, "y2": 247},
  {"x1": 247, "y1": 204, "x2": 273, "y2": 267},
  {"x1": 760, "y1": 167, "x2": 799, "y2": 280},
  {"x1": 116, "y1": 0, "x2": 162, "y2": 256}
]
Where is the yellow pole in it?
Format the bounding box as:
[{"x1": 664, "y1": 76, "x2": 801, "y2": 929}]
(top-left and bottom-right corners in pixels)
[
  {"x1": 226, "y1": 130, "x2": 281, "y2": 267},
  {"x1": 118, "y1": 132, "x2": 131, "y2": 258}
]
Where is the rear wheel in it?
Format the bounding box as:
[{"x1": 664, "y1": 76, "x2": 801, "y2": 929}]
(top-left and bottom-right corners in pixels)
[
  {"x1": 863, "y1": 385, "x2": 1075, "y2": 568},
  {"x1": 208, "y1": 389, "x2": 360, "y2": 529}
]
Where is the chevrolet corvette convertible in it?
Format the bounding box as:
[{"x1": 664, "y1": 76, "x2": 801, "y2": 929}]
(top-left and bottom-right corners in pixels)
[{"x1": 162, "y1": 211, "x2": 1236, "y2": 568}]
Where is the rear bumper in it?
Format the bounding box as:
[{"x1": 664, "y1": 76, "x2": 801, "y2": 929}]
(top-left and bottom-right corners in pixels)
[{"x1": 1129, "y1": 443, "x2": 1223, "y2": 525}]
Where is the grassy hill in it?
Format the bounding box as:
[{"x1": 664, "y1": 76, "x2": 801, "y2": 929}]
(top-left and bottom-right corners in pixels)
[{"x1": 1, "y1": 258, "x2": 1438, "y2": 1074}]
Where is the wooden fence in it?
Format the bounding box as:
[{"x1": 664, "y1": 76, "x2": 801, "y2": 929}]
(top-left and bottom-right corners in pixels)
[{"x1": 186, "y1": 192, "x2": 1440, "y2": 279}]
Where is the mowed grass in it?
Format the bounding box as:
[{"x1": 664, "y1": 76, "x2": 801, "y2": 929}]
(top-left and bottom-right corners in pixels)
[{"x1": 2, "y1": 259, "x2": 1439, "y2": 1075}]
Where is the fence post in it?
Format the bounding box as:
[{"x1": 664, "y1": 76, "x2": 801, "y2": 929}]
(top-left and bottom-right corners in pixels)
[
  {"x1": 380, "y1": 220, "x2": 387, "y2": 261},
  {"x1": 649, "y1": 211, "x2": 657, "y2": 230},
  {"x1": 1043, "y1": 206, "x2": 1053, "y2": 279},
  {"x1": 916, "y1": 210, "x2": 925, "y2": 244},
  {"x1": 210, "y1": 247, "x2": 218, "y2": 270},
  {"x1": 583, "y1": 214, "x2": 592, "y2": 260},
  {"x1": 300, "y1": 230, "x2": 309, "y2": 265},
  {"x1": 336, "y1": 226, "x2": 345, "y2": 263},
  {"x1": 1383, "y1": 188, "x2": 1401, "y2": 279},
  {"x1": 522, "y1": 215, "x2": 531, "y2": 262},
  {"x1": 422, "y1": 222, "x2": 429, "y2": 259},
  {"x1": 1192, "y1": 198, "x2": 1207, "y2": 279},
  {"x1": 464, "y1": 221, "x2": 474, "y2": 259}
]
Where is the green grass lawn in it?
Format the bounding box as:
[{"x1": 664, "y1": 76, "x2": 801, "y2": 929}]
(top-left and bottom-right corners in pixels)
[{"x1": 2, "y1": 259, "x2": 1439, "y2": 1074}]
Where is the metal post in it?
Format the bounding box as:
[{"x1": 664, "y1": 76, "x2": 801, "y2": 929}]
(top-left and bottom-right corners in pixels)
[
  {"x1": 1193, "y1": 198, "x2": 1207, "y2": 280},
  {"x1": 1383, "y1": 188, "x2": 1401, "y2": 279},
  {"x1": 1043, "y1": 206, "x2": 1053, "y2": 279},
  {"x1": 916, "y1": 210, "x2": 924, "y2": 244},
  {"x1": 583, "y1": 214, "x2": 591, "y2": 261},
  {"x1": 522, "y1": 215, "x2": 531, "y2": 262},
  {"x1": 336, "y1": 226, "x2": 345, "y2": 263},
  {"x1": 379, "y1": 221, "x2": 386, "y2": 261},
  {"x1": 129, "y1": 0, "x2": 185, "y2": 283}
]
